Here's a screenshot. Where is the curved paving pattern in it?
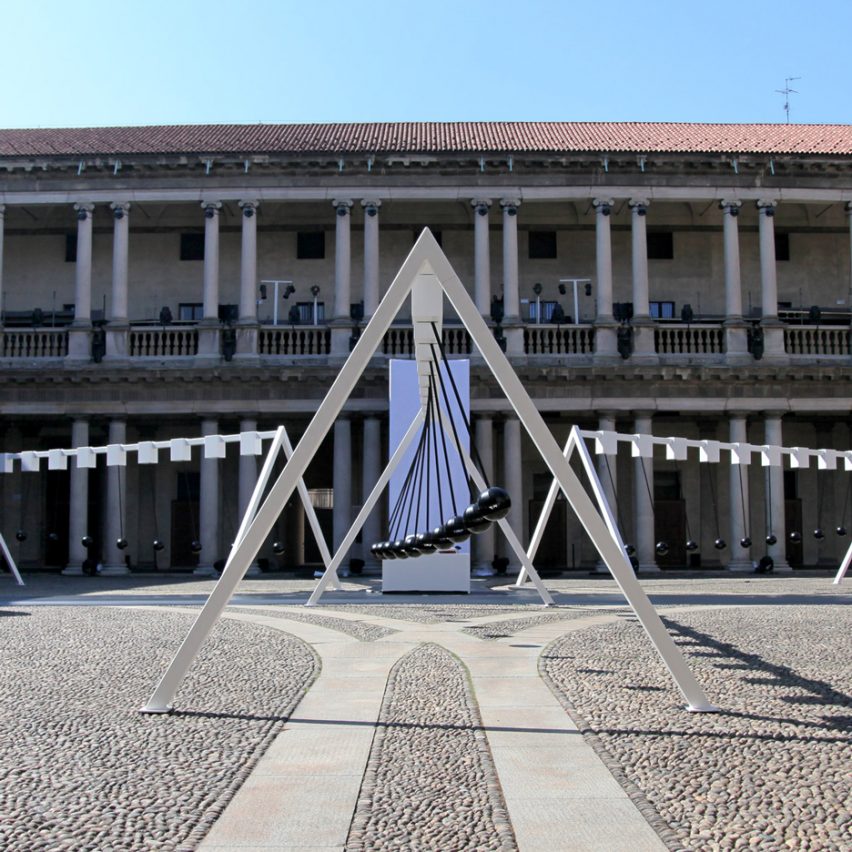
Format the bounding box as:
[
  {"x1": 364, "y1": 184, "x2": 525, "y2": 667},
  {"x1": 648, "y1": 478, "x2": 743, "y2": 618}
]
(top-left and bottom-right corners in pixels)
[
  {"x1": 541, "y1": 605, "x2": 852, "y2": 851},
  {"x1": 347, "y1": 643, "x2": 516, "y2": 851},
  {"x1": 0, "y1": 606, "x2": 318, "y2": 852}
]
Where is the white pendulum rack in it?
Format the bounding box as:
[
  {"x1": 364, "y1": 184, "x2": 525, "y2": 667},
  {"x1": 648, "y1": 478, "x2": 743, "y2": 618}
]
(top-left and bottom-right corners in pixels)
[{"x1": 0, "y1": 533, "x2": 24, "y2": 586}]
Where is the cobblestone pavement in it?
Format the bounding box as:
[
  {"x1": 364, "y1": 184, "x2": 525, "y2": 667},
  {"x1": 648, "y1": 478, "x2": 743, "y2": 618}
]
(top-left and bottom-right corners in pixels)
[
  {"x1": 541, "y1": 605, "x2": 852, "y2": 851},
  {"x1": 0, "y1": 573, "x2": 848, "y2": 850}
]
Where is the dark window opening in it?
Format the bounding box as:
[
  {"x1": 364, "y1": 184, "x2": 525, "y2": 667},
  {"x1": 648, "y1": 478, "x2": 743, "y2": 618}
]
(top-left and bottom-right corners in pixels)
[
  {"x1": 180, "y1": 233, "x2": 205, "y2": 261},
  {"x1": 177, "y1": 471, "x2": 200, "y2": 501},
  {"x1": 293, "y1": 302, "x2": 325, "y2": 324},
  {"x1": 647, "y1": 231, "x2": 674, "y2": 259},
  {"x1": 297, "y1": 231, "x2": 325, "y2": 259},
  {"x1": 654, "y1": 470, "x2": 681, "y2": 501},
  {"x1": 528, "y1": 230, "x2": 557, "y2": 259},
  {"x1": 783, "y1": 470, "x2": 797, "y2": 500},
  {"x1": 775, "y1": 233, "x2": 790, "y2": 262},
  {"x1": 178, "y1": 303, "x2": 203, "y2": 322},
  {"x1": 528, "y1": 300, "x2": 561, "y2": 322},
  {"x1": 65, "y1": 234, "x2": 77, "y2": 263}
]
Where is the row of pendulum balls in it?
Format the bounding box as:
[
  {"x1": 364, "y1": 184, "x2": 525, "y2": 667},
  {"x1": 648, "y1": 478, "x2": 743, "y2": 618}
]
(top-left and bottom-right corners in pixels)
[
  {"x1": 370, "y1": 486, "x2": 511, "y2": 560},
  {"x1": 648, "y1": 526, "x2": 846, "y2": 557}
]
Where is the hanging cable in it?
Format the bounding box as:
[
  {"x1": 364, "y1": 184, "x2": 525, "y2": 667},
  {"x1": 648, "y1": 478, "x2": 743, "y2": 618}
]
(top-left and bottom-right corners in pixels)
[
  {"x1": 638, "y1": 452, "x2": 668, "y2": 556},
  {"x1": 675, "y1": 461, "x2": 698, "y2": 552},
  {"x1": 765, "y1": 466, "x2": 777, "y2": 545},
  {"x1": 116, "y1": 467, "x2": 128, "y2": 551},
  {"x1": 707, "y1": 463, "x2": 726, "y2": 550},
  {"x1": 429, "y1": 361, "x2": 459, "y2": 516},
  {"x1": 603, "y1": 454, "x2": 634, "y2": 557},
  {"x1": 837, "y1": 472, "x2": 850, "y2": 536},
  {"x1": 814, "y1": 468, "x2": 826, "y2": 540},
  {"x1": 737, "y1": 464, "x2": 751, "y2": 548}
]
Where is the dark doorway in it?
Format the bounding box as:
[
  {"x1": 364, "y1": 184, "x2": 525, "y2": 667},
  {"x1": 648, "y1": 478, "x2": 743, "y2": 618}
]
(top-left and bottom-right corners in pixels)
[
  {"x1": 528, "y1": 498, "x2": 568, "y2": 571},
  {"x1": 44, "y1": 469, "x2": 69, "y2": 567},
  {"x1": 654, "y1": 500, "x2": 687, "y2": 567}
]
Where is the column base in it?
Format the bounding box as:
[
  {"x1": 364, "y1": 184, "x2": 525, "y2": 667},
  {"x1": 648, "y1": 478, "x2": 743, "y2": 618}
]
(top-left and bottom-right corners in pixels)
[
  {"x1": 245, "y1": 564, "x2": 263, "y2": 578},
  {"x1": 193, "y1": 565, "x2": 218, "y2": 577},
  {"x1": 631, "y1": 323, "x2": 658, "y2": 362},
  {"x1": 726, "y1": 558, "x2": 754, "y2": 572},
  {"x1": 593, "y1": 325, "x2": 618, "y2": 357},
  {"x1": 197, "y1": 326, "x2": 221, "y2": 357},
  {"x1": 61, "y1": 564, "x2": 84, "y2": 576},
  {"x1": 99, "y1": 563, "x2": 130, "y2": 576},
  {"x1": 472, "y1": 563, "x2": 495, "y2": 577},
  {"x1": 724, "y1": 325, "x2": 749, "y2": 360},
  {"x1": 66, "y1": 327, "x2": 92, "y2": 360},
  {"x1": 504, "y1": 326, "x2": 525, "y2": 355},
  {"x1": 105, "y1": 326, "x2": 129, "y2": 358},
  {"x1": 235, "y1": 325, "x2": 258, "y2": 357},
  {"x1": 637, "y1": 562, "x2": 661, "y2": 574}
]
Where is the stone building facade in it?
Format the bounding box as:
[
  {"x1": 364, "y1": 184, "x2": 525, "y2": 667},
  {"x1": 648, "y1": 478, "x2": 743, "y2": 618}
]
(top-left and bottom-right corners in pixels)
[{"x1": 1, "y1": 122, "x2": 851, "y2": 576}]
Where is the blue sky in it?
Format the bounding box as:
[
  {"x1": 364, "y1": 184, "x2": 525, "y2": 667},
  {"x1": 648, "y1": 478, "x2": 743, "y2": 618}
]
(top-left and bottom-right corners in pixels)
[{"x1": 2, "y1": 0, "x2": 849, "y2": 128}]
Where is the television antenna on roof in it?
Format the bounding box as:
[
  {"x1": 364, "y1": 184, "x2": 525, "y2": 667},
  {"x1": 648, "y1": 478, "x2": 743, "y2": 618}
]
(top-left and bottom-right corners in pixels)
[{"x1": 776, "y1": 77, "x2": 801, "y2": 123}]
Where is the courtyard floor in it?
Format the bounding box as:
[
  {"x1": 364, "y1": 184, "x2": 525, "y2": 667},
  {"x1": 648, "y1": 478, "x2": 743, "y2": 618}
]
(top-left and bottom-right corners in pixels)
[{"x1": 0, "y1": 571, "x2": 849, "y2": 851}]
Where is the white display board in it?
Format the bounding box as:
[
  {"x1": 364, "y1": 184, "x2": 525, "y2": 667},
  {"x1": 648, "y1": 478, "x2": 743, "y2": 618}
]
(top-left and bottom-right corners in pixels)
[{"x1": 385, "y1": 358, "x2": 470, "y2": 592}]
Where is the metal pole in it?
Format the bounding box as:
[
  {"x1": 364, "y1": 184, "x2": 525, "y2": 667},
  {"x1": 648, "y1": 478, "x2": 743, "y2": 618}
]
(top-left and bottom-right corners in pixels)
[{"x1": 573, "y1": 280, "x2": 579, "y2": 324}]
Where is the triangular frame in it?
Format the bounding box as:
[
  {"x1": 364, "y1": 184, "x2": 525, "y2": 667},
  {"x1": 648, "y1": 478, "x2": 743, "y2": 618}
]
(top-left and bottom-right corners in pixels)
[
  {"x1": 142, "y1": 230, "x2": 716, "y2": 714},
  {"x1": 0, "y1": 532, "x2": 24, "y2": 586}
]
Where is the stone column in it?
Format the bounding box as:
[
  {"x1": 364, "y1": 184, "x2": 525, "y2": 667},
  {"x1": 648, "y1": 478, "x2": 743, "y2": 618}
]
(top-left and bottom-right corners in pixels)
[
  {"x1": 727, "y1": 414, "x2": 752, "y2": 571},
  {"x1": 196, "y1": 418, "x2": 219, "y2": 576},
  {"x1": 331, "y1": 199, "x2": 353, "y2": 355},
  {"x1": 238, "y1": 417, "x2": 262, "y2": 576},
  {"x1": 593, "y1": 199, "x2": 618, "y2": 356},
  {"x1": 473, "y1": 416, "x2": 496, "y2": 575},
  {"x1": 73, "y1": 203, "x2": 94, "y2": 324},
  {"x1": 101, "y1": 419, "x2": 129, "y2": 575},
  {"x1": 721, "y1": 200, "x2": 748, "y2": 357},
  {"x1": 633, "y1": 413, "x2": 658, "y2": 572},
  {"x1": 595, "y1": 412, "x2": 617, "y2": 573},
  {"x1": 361, "y1": 416, "x2": 382, "y2": 573},
  {"x1": 0, "y1": 205, "x2": 6, "y2": 324},
  {"x1": 764, "y1": 413, "x2": 791, "y2": 571},
  {"x1": 472, "y1": 199, "x2": 492, "y2": 316},
  {"x1": 629, "y1": 198, "x2": 655, "y2": 358},
  {"x1": 503, "y1": 417, "x2": 523, "y2": 572},
  {"x1": 238, "y1": 201, "x2": 258, "y2": 321},
  {"x1": 501, "y1": 199, "x2": 524, "y2": 354},
  {"x1": 106, "y1": 203, "x2": 130, "y2": 358},
  {"x1": 361, "y1": 200, "x2": 381, "y2": 319},
  {"x1": 201, "y1": 202, "x2": 222, "y2": 322},
  {"x1": 62, "y1": 419, "x2": 89, "y2": 575},
  {"x1": 757, "y1": 199, "x2": 784, "y2": 358},
  {"x1": 333, "y1": 417, "x2": 352, "y2": 567}
]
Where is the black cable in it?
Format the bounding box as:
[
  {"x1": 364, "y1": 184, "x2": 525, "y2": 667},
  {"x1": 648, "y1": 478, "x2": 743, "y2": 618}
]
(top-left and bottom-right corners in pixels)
[
  {"x1": 429, "y1": 361, "x2": 459, "y2": 516},
  {"x1": 388, "y1": 418, "x2": 428, "y2": 540},
  {"x1": 428, "y1": 379, "x2": 445, "y2": 524},
  {"x1": 430, "y1": 322, "x2": 491, "y2": 490},
  {"x1": 603, "y1": 454, "x2": 626, "y2": 533},
  {"x1": 840, "y1": 472, "x2": 851, "y2": 529},
  {"x1": 766, "y1": 466, "x2": 774, "y2": 536},
  {"x1": 738, "y1": 464, "x2": 750, "y2": 540},
  {"x1": 117, "y1": 466, "x2": 125, "y2": 539},
  {"x1": 707, "y1": 464, "x2": 722, "y2": 538},
  {"x1": 675, "y1": 461, "x2": 693, "y2": 542}
]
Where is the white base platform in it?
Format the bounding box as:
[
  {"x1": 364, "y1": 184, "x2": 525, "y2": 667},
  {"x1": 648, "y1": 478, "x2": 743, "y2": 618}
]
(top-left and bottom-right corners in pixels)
[{"x1": 382, "y1": 552, "x2": 470, "y2": 593}]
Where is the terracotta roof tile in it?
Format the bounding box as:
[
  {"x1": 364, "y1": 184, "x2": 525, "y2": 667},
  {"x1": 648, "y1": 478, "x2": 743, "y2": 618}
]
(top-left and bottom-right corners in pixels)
[{"x1": 0, "y1": 122, "x2": 851, "y2": 158}]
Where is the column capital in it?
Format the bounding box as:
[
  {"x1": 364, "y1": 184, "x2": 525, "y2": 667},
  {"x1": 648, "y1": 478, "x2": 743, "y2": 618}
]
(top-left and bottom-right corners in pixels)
[
  {"x1": 333, "y1": 199, "x2": 353, "y2": 215},
  {"x1": 74, "y1": 202, "x2": 95, "y2": 220},
  {"x1": 762, "y1": 410, "x2": 787, "y2": 420},
  {"x1": 757, "y1": 199, "x2": 777, "y2": 216},
  {"x1": 500, "y1": 198, "x2": 520, "y2": 215},
  {"x1": 0, "y1": 204, "x2": 5, "y2": 218},
  {"x1": 360, "y1": 199, "x2": 381, "y2": 216},
  {"x1": 201, "y1": 201, "x2": 222, "y2": 217},
  {"x1": 727, "y1": 410, "x2": 749, "y2": 421},
  {"x1": 845, "y1": 201, "x2": 852, "y2": 216},
  {"x1": 238, "y1": 200, "x2": 259, "y2": 217},
  {"x1": 471, "y1": 198, "x2": 492, "y2": 215},
  {"x1": 592, "y1": 198, "x2": 614, "y2": 215},
  {"x1": 720, "y1": 199, "x2": 742, "y2": 216},
  {"x1": 110, "y1": 202, "x2": 130, "y2": 220},
  {"x1": 628, "y1": 198, "x2": 649, "y2": 214}
]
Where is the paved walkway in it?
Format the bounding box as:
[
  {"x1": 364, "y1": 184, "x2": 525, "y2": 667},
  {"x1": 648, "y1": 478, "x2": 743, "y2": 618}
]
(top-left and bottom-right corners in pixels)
[{"x1": 1, "y1": 572, "x2": 848, "y2": 850}]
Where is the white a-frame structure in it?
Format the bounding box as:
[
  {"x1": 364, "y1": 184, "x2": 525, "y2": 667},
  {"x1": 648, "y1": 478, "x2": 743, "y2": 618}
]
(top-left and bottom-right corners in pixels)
[{"x1": 142, "y1": 230, "x2": 716, "y2": 714}]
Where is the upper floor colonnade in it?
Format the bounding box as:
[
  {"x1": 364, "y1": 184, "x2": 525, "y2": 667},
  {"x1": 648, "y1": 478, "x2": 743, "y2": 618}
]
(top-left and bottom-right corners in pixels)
[{"x1": 1, "y1": 196, "x2": 851, "y2": 362}]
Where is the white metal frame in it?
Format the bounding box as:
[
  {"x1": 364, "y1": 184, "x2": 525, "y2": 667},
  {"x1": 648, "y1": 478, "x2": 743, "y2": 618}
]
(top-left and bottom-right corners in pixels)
[
  {"x1": 834, "y1": 541, "x2": 852, "y2": 584},
  {"x1": 0, "y1": 533, "x2": 24, "y2": 586},
  {"x1": 139, "y1": 230, "x2": 718, "y2": 713}
]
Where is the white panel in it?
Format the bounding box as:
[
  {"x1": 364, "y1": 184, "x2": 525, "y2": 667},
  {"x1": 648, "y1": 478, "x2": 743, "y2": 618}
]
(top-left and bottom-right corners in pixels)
[
  {"x1": 594, "y1": 430, "x2": 618, "y2": 455},
  {"x1": 629, "y1": 434, "x2": 654, "y2": 458},
  {"x1": 138, "y1": 442, "x2": 159, "y2": 464},
  {"x1": 169, "y1": 438, "x2": 192, "y2": 462},
  {"x1": 664, "y1": 437, "x2": 688, "y2": 461},
  {"x1": 106, "y1": 444, "x2": 127, "y2": 466},
  {"x1": 699, "y1": 440, "x2": 720, "y2": 463},
  {"x1": 729, "y1": 443, "x2": 752, "y2": 465},
  {"x1": 817, "y1": 450, "x2": 838, "y2": 470},
  {"x1": 203, "y1": 435, "x2": 226, "y2": 459},
  {"x1": 0, "y1": 454, "x2": 13, "y2": 474},
  {"x1": 759, "y1": 445, "x2": 782, "y2": 467},
  {"x1": 239, "y1": 431, "x2": 263, "y2": 456},
  {"x1": 77, "y1": 448, "x2": 97, "y2": 469},
  {"x1": 21, "y1": 452, "x2": 40, "y2": 472},
  {"x1": 48, "y1": 450, "x2": 68, "y2": 470},
  {"x1": 382, "y1": 553, "x2": 470, "y2": 592},
  {"x1": 789, "y1": 447, "x2": 810, "y2": 469}
]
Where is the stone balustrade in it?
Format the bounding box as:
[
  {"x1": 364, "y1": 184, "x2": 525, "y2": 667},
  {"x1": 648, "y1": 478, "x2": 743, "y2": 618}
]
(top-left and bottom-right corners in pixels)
[
  {"x1": 1, "y1": 328, "x2": 68, "y2": 358},
  {"x1": 655, "y1": 323, "x2": 725, "y2": 355}
]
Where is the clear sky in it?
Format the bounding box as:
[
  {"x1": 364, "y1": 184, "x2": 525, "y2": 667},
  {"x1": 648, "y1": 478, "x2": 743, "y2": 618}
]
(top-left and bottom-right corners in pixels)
[{"x1": 2, "y1": 0, "x2": 850, "y2": 129}]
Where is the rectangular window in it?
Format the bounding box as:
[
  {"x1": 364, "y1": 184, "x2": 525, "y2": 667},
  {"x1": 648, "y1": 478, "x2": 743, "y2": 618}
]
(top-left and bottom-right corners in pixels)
[
  {"x1": 775, "y1": 233, "x2": 790, "y2": 262},
  {"x1": 297, "y1": 231, "x2": 325, "y2": 259},
  {"x1": 65, "y1": 234, "x2": 77, "y2": 263},
  {"x1": 528, "y1": 230, "x2": 557, "y2": 259},
  {"x1": 528, "y1": 300, "x2": 560, "y2": 322},
  {"x1": 178, "y1": 303, "x2": 204, "y2": 322},
  {"x1": 647, "y1": 231, "x2": 674, "y2": 259},
  {"x1": 180, "y1": 233, "x2": 205, "y2": 261},
  {"x1": 650, "y1": 301, "x2": 675, "y2": 319}
]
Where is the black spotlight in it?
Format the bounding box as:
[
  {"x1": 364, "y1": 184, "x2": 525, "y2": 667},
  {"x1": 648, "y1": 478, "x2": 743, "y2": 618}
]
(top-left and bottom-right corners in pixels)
[
  {"x1": 190, "y1": 540, "x2": 203, "y2": 554},
  {"x1": 476, "y1": 486, "x2": 511, "y2": 521},
  {"x1": 655, "y1": 541, "x2": 669, "y2": 556},
  {"x1": 836, "y1": 526, "x2": 848, "y2": 537},
  {"x1": 789, "y1": 530, "x2": 802, "y2": 543},
  {"x1": 272, "y1": 541, "x2": 285, "y2": 555},
  {"x1": 444, "y1": 516, "x2": 471, "y2": 543},
  {"x1": 714, "y1": 538, "x2": 727, "y2": 550},
  {"x1": 116, "y1": 537, "x2": 129, "y2": 550},
  {"x1": 463, "y1": 504, "x2": 491, "y2": 534},
  {"x1": 153, "y1": 539, "x2": 165, "y2": 552},
  {"x1": 813, "y1": 528, "x2": 825, "y2": 540},
  {"x1": 624, "y1": 543, "x2": 636, "y2": 556},
  {"x1": 82, "y1": 535, "x2": 94, "y2": 548},
  {"x1": 685, "y1": 539, "x2": 699, "y2": 552},
  {"x1": 739, "y1": 537, "x2": 752, "y2": 548},
  {"x1": 765, "y1": 533, "x2": 778, "y2": 546},
  {"x1": 15, "y1": 530, "x2": 27, "y2": 542}
]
